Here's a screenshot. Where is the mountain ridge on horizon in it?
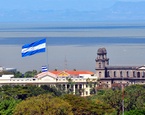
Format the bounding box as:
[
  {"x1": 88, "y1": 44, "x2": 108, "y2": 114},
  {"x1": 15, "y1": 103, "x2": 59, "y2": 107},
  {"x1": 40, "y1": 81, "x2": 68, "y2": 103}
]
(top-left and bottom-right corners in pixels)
[{"x1": 0, "y1": 1, "x2": 144, "y2": 22}]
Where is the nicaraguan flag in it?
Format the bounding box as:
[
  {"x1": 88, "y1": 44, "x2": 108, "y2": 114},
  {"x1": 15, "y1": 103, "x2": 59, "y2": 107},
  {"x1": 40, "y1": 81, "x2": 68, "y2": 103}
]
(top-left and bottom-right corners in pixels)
[
  {"x1": 41, "y1": 66, "x2": 48, "y2": 72},
  {"x1": 21, "y1": 38, "x2": 46, "y2": 57}
]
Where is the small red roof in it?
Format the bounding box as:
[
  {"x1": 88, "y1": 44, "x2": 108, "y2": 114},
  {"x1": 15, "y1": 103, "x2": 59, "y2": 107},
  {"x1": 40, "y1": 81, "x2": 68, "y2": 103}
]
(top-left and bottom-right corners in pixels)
[{"x1": 49, "y1": 70, "x2": 94, "y2": 76}]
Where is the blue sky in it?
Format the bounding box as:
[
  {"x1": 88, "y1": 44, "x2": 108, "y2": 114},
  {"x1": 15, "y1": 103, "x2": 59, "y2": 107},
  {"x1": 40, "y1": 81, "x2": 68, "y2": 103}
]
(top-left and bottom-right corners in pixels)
[{"x1": 0, "y1": 0, "x2": 145, "y2": 73}]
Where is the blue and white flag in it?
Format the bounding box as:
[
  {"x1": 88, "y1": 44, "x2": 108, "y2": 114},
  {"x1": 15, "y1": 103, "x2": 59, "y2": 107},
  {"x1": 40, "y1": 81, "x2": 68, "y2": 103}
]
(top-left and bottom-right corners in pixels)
[
  {"x1": 41, "y1": 66, "x2": 48, "y2": 72},
  {"x1": 21, "y1": 38, "x2": 46, "y2": 57}
]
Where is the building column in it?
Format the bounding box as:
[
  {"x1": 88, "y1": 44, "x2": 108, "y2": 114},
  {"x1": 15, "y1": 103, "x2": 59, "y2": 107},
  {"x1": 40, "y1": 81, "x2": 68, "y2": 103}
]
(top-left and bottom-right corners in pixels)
[
  {"x1": 60, "y1": 84, "x2": 63, "y2": 90},
  {"x1": 87, "y1": 84, "x2": 90, "y2": 96},
  {"x1": 73, "y1": 84, "x2": 75, "y2": 95},
  {"x1": 65, "y1": 84, "x2": 67, "y2": 92},
  {"x1": 81, "y1": 84, "x2": 84, "y2": 96},
  {"x1": 83, "y1": 84, "x2": 86, "y2": 96}
]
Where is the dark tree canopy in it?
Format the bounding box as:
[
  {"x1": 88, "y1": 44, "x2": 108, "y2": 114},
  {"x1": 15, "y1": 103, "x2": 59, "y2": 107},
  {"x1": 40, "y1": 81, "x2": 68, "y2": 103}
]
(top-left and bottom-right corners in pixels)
[{"x1": 13, "y1": 94, "x2": 73, "y2": 115}]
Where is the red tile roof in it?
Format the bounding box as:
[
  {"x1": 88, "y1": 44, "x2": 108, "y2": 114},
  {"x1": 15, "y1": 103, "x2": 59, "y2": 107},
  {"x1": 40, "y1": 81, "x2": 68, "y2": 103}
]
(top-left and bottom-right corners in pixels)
[{"x1": 49, "y1": 70, "x2": 94, "y2": 76}]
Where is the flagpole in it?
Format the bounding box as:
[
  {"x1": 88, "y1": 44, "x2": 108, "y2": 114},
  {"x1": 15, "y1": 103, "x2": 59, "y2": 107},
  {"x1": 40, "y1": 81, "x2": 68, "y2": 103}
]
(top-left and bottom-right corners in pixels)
[
  {"x1": 46, "y1": 37, "x2": 49, "y2": 71},
  {"x1": 122, "y1": 76, "x2": 124, "y2": 115}
]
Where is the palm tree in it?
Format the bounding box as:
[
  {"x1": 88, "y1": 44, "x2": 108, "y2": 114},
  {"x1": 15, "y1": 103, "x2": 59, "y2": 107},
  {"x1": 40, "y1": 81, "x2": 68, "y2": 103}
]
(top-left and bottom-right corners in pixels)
[
  {"x1": 86, "y1": 78, "x2": 98, "y2": 95},
  {"x1": 66, "y1": 77, "x2": 75, "y2": 94}
]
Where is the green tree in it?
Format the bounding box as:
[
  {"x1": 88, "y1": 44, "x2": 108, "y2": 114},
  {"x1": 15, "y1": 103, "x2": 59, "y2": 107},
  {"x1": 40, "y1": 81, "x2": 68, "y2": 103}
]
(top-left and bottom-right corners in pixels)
[
  {"x1": 23, "y1": 70, "x2": 38, "y2": 78},
  {"x1": 0, "y1": 98, "x2": 20, "y2": 115},
  {"x1": 86, "y1": 78, "x2": 97, "y2": 95},
  {"x1": 0, "y1": 85, "x2": 30, "y2": 100},
  {"x1": 14, "y1": 71, "x2": 23, "y2": 78},
  {"x1": 40, "y1": 85, "x2": 63, "y2": 96},
  {"x1": 124, "y1": 85, "x2": 145, "y2": 111},
  {"x1": 13, "y1": 94, "x2": 73, "y2": 115},
  {"x1": 99, "y1": 89, "x2": 123, "y2": 115},
  {"x1": 125, "y1": 109, "x2": 145, "y2": 115},
  {"x1": 62, "y1": 94, "x2": 115, "y2": 115},
  {"x1": 62, "y1": 94, "x2": 91, "y2": 115},
  {"x1": 95, "y1": 84, "x2": 145, "y2": 114},
  {"x1": 0, "y1": 85, "x2": 64, "y2": 100},
  {"x1": 66, "y1": 78, "x2": 75, "y2": 94},
  {"x1": 90, "y1": 99, "x2": 115, "y2": 115}
]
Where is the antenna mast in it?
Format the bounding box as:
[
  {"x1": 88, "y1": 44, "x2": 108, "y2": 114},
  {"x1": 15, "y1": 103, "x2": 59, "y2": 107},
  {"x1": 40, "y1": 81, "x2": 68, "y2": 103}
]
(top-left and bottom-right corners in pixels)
[{"x1": 64, "y1": 56, "x2": 68, "y2": 71}]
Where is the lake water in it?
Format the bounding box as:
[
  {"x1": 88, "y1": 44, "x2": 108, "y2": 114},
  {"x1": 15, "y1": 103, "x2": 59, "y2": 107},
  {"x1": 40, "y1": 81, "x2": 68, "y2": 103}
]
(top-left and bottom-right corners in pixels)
[
  {"x1": 0, "y1": 22, "x2": 145, "y2": 45},
  {"x1": 0, "y1": 22, "x2": 145, "y2": 73}
]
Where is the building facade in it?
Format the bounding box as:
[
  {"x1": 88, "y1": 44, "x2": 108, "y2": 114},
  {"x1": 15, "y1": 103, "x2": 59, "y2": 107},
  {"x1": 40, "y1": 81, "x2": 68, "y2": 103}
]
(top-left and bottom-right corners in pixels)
[
  {"x1": 36, "y1": 70, "x2": 98, "y2": 96},
  {"x1": 95, "y1": 48, "x2": 145, "y2": 88},
  {"x1": 0, "y1": 70, "x2": 97, "y2": 96}
]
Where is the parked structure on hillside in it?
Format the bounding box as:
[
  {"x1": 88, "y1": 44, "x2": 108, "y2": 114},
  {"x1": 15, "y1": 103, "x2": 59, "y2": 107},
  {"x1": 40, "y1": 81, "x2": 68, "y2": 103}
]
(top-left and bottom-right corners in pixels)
[{"x1": 95, "y1": 47, "x2": 145, "y2": 88}]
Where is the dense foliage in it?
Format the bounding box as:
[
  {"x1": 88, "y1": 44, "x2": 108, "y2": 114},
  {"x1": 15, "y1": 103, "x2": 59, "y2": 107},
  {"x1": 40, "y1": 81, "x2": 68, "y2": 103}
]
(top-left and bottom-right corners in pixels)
[
  {"x1": 13, "y1": 94, "x2": 73, "y2": 115},
  {"x1": 14, "y1": 70, "x2": 39, "y2": 78},
  {"x1": 0, "y1": 99, "x2": 20, "y2": 115},
  {"x1": 125, "y1": 109, "x2": 145, "y2": 115},
  {"x1": 92, "y1": 84, "x2": 145, "y2": 115},
  {"x1": 0, "y1": 85, "x2": 64, "y2": 115},
  {"x1": 0, "y1": 85, "x2": 63, "y2": 100},
  {"x1": 62, "y1": 94, "x2": 115, "y2": 115}
]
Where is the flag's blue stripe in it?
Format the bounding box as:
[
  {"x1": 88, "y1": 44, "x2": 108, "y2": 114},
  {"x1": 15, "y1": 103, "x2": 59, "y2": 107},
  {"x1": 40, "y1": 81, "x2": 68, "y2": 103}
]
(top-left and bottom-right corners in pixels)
[
  {"x1": 22, "y1": 47, "x2": 45, "y2": 57},
  {"x1": 22, "y1": 38, "x2": 46, "y2": 49}
]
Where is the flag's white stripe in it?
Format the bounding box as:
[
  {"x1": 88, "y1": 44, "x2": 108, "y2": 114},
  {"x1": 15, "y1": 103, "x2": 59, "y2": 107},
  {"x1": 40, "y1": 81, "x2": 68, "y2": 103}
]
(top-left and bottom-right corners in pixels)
[{"x1": 22, "y1": 43, "x2": 46, "y2": 53}]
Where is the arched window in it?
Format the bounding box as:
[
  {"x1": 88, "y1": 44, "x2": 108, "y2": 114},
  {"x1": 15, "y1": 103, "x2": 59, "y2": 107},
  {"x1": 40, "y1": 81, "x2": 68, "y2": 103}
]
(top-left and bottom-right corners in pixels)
[
  {"x1": 120, "y1": 71, "x2": 123, "y2": 77},
  {"x1": 99, "y1": 72, "x2": 101, "y2": 78},
  {"x1": 133, "y1": 71, "x2": 135, "y2": 77},
  {"x1": 114, "y1": 71, "x2": 116, "y2": 77},
  {"x1": 107, "y1": 71, "x2": 110, "y2": 77},
  {"x1": 99, "y1": 63, "x2": 101, "y2": 68},
  {"x1": 137, "y1": 72, "x2": 140, "y2": 78},
  {"x1": 127, "y1": 71, "x2": 129, "y2": 77},
  {"x1": 107, "y1": 61, "x2": 109, "y2": 65},
  {"x1": 143, "y1": 72, "x2": 145, "y2": 78},
  {"x1": 99, "y1": 55, "x2": 101, "y2": 59}
]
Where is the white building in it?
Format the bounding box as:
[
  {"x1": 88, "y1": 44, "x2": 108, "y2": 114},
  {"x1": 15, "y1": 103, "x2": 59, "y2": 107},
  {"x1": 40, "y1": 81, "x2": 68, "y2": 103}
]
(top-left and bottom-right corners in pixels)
[{"x1": 0, "y1": 70, "x2": 98, "y2": 96}]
